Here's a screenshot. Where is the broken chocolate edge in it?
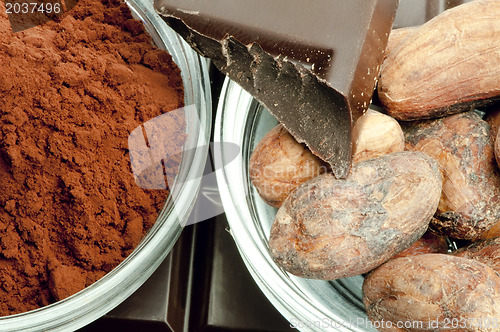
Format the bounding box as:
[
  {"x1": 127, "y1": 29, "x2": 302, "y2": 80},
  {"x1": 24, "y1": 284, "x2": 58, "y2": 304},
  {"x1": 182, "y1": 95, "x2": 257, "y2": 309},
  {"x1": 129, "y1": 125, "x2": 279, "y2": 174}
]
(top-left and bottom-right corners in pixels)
[{"x1": 158, "y1": 14, "x2": 353, "y2": 179}]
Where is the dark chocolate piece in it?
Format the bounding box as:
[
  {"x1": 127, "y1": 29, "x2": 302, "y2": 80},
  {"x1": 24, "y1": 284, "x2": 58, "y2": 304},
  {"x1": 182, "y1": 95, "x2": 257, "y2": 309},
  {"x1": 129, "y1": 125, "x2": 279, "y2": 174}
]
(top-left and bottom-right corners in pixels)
[{"x1": 154, "y1": 0, "x2": 398, "y2": 178}]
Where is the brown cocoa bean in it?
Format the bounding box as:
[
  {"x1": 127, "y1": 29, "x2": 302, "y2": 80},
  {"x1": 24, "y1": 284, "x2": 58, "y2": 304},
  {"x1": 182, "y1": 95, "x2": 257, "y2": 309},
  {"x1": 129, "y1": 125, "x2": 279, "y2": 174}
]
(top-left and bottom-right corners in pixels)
[
  {"x1": 403, "y1": 111, "x2": 500, "y2": 240},
  {"x1": 480, "y1": 219, "x2": 500, "y2": 239},
  {"x1": 390, "y1": 228, "x2": 448, "y2": 260},
  {"x1": 351, "y1": 109, "x2": 404, "y2": 163},
  {"x1": 379, "y1": 0, "x2": 500, "y2": 121},
  {"x1": 496, "y1": 130, "x2": 500, "y2": 170},
  {"x1": 363, "y1": 254, "x2": 500, "y2": 331},
  {"x1": 485, "y1": 106, "x2": 500, "y2": 143},
  {"x1": 249, "y1": 124, "x2": 328, "y2": 208},
  {"x1": 384, "y1": 26, "x2": 416, "y2": 60},
  {"x1": 485, "y1": 108, "x2": 500, "y2": 170},
  {"x1": 453, "y1": 237, "x2": 500, "y2": 274},
  {"x1": 269, "y1": 151, "x2": 441, "y2": 280}
]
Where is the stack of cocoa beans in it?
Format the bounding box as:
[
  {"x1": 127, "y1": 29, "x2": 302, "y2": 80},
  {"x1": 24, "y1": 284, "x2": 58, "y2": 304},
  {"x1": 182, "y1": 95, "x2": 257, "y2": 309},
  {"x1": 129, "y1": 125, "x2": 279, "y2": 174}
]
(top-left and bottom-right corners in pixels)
[{"x1": 249, "y1": 0, "x2": 500, "y2": 329}]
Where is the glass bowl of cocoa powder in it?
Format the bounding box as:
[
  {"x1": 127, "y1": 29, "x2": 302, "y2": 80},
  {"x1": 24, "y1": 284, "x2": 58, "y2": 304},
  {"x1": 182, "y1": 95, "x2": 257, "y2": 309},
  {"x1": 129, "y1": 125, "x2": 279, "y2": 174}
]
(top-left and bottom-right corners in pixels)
[{"x1": 0, "y1": 0, "x2": 210, "y2": 330}]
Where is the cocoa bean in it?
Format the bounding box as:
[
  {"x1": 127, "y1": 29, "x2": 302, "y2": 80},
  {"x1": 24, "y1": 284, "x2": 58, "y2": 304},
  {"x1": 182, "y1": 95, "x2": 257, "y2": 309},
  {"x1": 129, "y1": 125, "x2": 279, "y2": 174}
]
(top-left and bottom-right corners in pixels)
[
  {"x1": 403, "y1": 111, "x2": 500, "y2": 240},
  {"x1": 384, "y1": 26, "x2": 416, "y2": 60},
  {"x1": 390, "y1": 228, "x2": 448, "y2": 260},
  {"x1": 269, "y1": 151, "x2": 441, "y2": 280},
  {"x1": 379, "y1": 0, "x2": 500, "y2": 120},
  {"x1": 249, "y1": 124, "x2": 328, "y2": 208},
  {"x1": 484, "y1": 106, "x2": 500, "y2": 143},
  {"x1": 363, "y1": 254, "x2": 500, "y2": 331},
  {"x1": 352, "y1": 109, "x2": 404, "y2": 163},
  {"x1": 496, "y1": 131, "x2": 500, "y2": 170},
  {"x1": 453, "y1": 237, "x2": 500, "y2": 274}
]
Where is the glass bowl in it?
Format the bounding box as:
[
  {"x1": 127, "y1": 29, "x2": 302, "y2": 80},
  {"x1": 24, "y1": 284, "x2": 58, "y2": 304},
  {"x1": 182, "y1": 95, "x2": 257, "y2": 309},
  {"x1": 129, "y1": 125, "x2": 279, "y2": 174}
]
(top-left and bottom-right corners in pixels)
[
  {"x1": 214, "y1": 2, "x2": 471, "y2": 331},
  {"x1": 0, "y1": 0, "x2": 211, "y2": 330},
  {"x1": 215, "y1": 80, "x2": 366, "y2": 332}
]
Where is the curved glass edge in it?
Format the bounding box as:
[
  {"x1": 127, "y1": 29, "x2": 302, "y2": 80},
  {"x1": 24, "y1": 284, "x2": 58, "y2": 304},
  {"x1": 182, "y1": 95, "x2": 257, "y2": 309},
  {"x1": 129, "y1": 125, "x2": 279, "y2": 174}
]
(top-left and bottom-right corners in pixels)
[
  {"x1": 0, "y1": 0, "x2": 212, "y2": 331},
  {"x1": 214, "y1": 78, "x2": 375, "y2": 332}
]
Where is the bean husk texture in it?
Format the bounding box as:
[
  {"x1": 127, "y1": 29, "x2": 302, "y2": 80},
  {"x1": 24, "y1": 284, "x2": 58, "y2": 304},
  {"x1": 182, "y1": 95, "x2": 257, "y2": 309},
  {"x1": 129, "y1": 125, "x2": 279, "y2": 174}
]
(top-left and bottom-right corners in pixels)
[
  {"x1": 403, "y1": 111, "x2": 500, "y2": 240},
  {"x1": 363, "y1": 254, "x2": 500, "y2": 332},
  {"x1": 453, "y1": 237, "x2": 500, "y2": 274},
  {"x1": 269, "y1": 151, "x2": 442, "y2": 280},
  {"x1": 379, "y1": 0, "x2": 500, "y2": 121}
]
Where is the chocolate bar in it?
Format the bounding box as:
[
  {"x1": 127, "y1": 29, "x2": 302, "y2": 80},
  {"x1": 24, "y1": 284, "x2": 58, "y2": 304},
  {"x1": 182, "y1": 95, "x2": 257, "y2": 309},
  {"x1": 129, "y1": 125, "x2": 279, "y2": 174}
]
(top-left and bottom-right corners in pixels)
[{"x1": 154, "y1": 0, "x2": 398, "y2": 178}]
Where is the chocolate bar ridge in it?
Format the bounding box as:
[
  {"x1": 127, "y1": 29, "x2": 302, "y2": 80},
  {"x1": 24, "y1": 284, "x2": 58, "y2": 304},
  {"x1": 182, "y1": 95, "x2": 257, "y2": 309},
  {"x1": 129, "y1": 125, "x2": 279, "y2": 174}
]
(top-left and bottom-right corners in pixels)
[{"x1": 155, "y1": 1, "x2": 398, "y2": 178}]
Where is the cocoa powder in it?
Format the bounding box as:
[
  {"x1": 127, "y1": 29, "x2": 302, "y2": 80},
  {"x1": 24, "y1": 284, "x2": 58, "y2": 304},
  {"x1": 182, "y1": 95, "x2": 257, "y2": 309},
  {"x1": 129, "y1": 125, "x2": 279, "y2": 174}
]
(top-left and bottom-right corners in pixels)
[{"x1": 0, "y1": 0, "x2": 185, "y2": 315}]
